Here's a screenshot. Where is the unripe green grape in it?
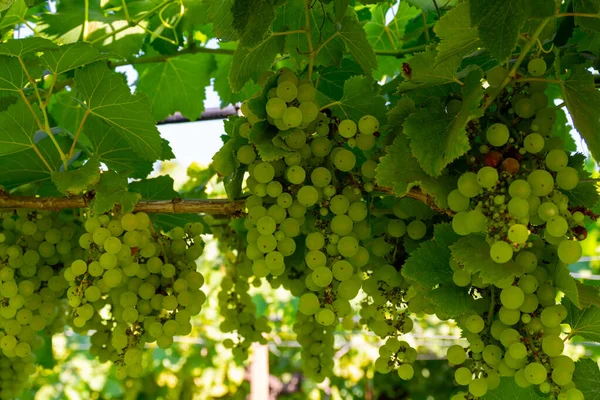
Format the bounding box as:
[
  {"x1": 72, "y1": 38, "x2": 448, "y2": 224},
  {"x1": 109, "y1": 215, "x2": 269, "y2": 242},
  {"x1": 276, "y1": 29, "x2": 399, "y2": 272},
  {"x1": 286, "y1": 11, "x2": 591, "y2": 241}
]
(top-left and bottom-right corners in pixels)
[
  {"x1": 355, "y1": 133, "x2": 375, "y2": 150},
  {"x1": 282, "y1": 107, "x2": 303, "y2": 128},
  {"x1": 486, "y1": 123, "x2": 510, "y2": 147},
  {"x1": 542, "y1": 334, "x2": 564, "y2": 357},
  {"x1": 490, "y1": 241, "x2": 513, "y2": 263},
  {"x1": 338, "y1": 119, "x2": 357, "y2": 138},
  {"x1": 525, "y1": 362, "x2": 547, "y2": 385},
  {"x1": 486, "y1": 66, "x2": 508, "y2": 88},
  {"x1": 465, "y1": 314, "x2": 485, "y2": 333},
  {"x1": 315, "y1": 308, "x2": 335, "y2": 326},
  {"x1": 558, "y1": 240, "x2": 582, "y2": 264},
  {"x1": 527, "y1": 169, "x2": 554, "y2": 197},
  {"x1": 312, "y1": 266, "x2": 333, "y2": 287},
  {"x1": 457, "y1": 172, "x2": 481, "y2": 198},
  {"x1": 509, "y1": 180, "x2": 531, "y2": 199},
  {"x1": 515, "y1": 98, "x2": 536, "y2": 119},
  {"x1": 311, "y1": 137, "x2": 332, "y2": 157},
  {"x1": 468, "y1": 378, "x2": 488, "y2": 397},
  {"x1": 508, "y1": 224, "x2": 529, "y2": 244},
  {"x1": 465, "y1": 210, "x2": 486, "y2": 233},
  {"x1": 509, "y1": 342, "x2": 527, "y2": 359},
  {"x1": 531, "y1": 92, "x2": 548, "y2": 110},
  {"x1": 310, "y1": 167, "x2": 331, "y2": 187},
  {"x1": 299, "y1": 101, "x2": 318, "y2": 123},
  {"x1": 538, "y1": 202, "x2": 558, "y2": 221},
  {"x1": 477, "y1": 166, "x2": 499, "y2": 188},
  {"x1": 527, "y1": 58, "x2": 547, "y2": 77},
  {"x1": 331, "y1": 215, "x2": 353, "y2": 236},
  {"x1": 266, "y1": 98, "x2": 287, "y2": 119},
  {"x1": 482, "y1": 344, "x2": 503, "y2": 365},
  {"x1": 358, "y1": 115, "x2": 379, "y2": 135},
  {"x1": 397, "y1": 364, "x2": 414, "y2": 380},
  {"x1": 361, "y1": 159, "x2": 377, "y2": 179},
  {"x1": 387, "y1": 219, "x2": 407, "y2": 238},
  {"x1": 104, "y1": 236, "x2": 122, "y2": 254},
  {"x1": 237, "y1": 145, "x2": 256, "y2": 164},
  {"x1": 332, "y1": 260, "x2": 353, "y2": 281},
  {"x1": 407, "y1": 220, "x2": 426, "y2": 240},
  {"x1": 297, "y1": 185, "x2": 319, "y2": 207},
  {"x1": 332, "y1": 148, "x2": 356, "y2": 172},
  {"x1": 452, "y1": 269, "x2": 471, "y2": 287},
  {"x1": 523, "y1": 133, "x2": 545, "y2": 153},
  {"x1": 552, "y1": 369, "x2": 572, "y2": 386},
  {"x1": 500, "y1": 286, "x2": 525, "y2": 309},
  {"x1": 447, "y1": 345, "x2": 467, "y2": 365},
  {"x1": 546, "y1": 149, "x2": 568, "y2": 171},
  {"x1": 447, "y1": 189, "x2": 470, "y2": 212},
  {"x1": 296, "y1": 83, "x2": 315, "y2": 102},
  {"x1": 546, "y1": 216, "x2": 568, "y2": 237},
  {"x1": 555, "y1": 167, "x2": 579, "y2": 190},
  {"x1": 276, "y1": 81, "x2": 298, "y2": 102},
  {"x1": 454, "y1": 367, "x2": 472, "y2": 385},
  {"x1": 298, "y1": 293, "x2": 320, "y2": 315},
  {"x1": 518, "y1": 275, "x2": 538, "y2": 294}
]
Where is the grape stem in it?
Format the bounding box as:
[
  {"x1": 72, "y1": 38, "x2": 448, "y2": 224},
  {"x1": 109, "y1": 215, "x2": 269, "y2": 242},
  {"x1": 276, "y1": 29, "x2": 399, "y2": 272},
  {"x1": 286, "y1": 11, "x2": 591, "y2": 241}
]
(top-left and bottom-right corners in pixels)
[{"x1": 486, "y1": 286, "x2": 495, "y2": 326}]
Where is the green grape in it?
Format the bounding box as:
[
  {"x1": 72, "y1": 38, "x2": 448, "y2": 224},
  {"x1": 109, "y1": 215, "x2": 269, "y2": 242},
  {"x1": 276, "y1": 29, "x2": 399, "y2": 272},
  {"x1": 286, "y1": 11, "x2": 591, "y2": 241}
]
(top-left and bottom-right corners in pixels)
[
  {"x1": 71, "y1": 259, "x2": 87, "y2": 276},
  {"x1": 457, "y1": 172, "x2": 481, "y2": 198},
  {"x1": 306, "y1": 232, "x2": 325, "y2": 250},
  {"x1": 315, "y1": 308, "x2": 335, "y2": 326},
  {"x1": 527, "y1": 169, "x2": 554, "y2": 197},
  {"x1": 338, "y1": 120, "x2": 357, "y2": 138},
  {"x1": 538, "y1": 202, "x2": 558, "y2": 221},
  {"x1": 285, "y1": 129, "x2": 306, "y2": 150},
  {"x1": 490, "y1": 241, "x2": 513, "y2": 263},
  {"x1": 542, "y1": 334, "x2": 564, "y2": 357},
  {"x1": 545, "y1": 149, "x2": 568, "y2": 171},
  {"x1": 447, "y1": 190, "x2": 470, "y2": 212},
  {"x1": 397, "y1": 364, "x2": 414, "y2": 380},
  {"x1": 312, "y1": 267, "x2": 333, "y2": 287},
  {"x1": 552, "y1": 355, "x2": 575, "y2": 373},
  {"x1": 555, "y1": 167, "x2": 579, "y2": 190},
  {"x1": 254, "y1": 162, "x2": 275, "y2": 183},
  {"x1": 508, "y1": 180, "x2": 531, "y2": 199},
  {"x1": 237, "y1": 145, "x2": 256, "y2": 164},
  {"x1": 487, "y1": 66, "x2": 508, "y2": 88},
  {"x1": 355, "y1": 134, "x2": 375, "y2": 150},
  {"x1": 407, "y1": 220, "x2": 426, "y2": 240},
  {"x1": 453, "y1": 269, "x2": 471, "y2": 287},
  {"x1": 523, "y1": 133, "x2": 545, "y2": 153},
  {"x1": 540, "y1": 307, "x2": 562, "y2": 328},
  {"x1": 297, "y1": 83, "x2": 316, "y2": 102},
  {"x1": 282, "y1": 107, "x2": 303, "y2": 128},
  {"x1": 104, "y1": 237, "x2": 122, "y2": 254},
  {"x1": 518, "y1": 275, "x2": 538, "y2": 294},
  {"x1": 311, "y1": 137, "x2": 332, "y2": 157},
  {"x1": 276, "y1": 81, "x2": 298, "y2": 102},
  {"x1": 500, "y1": 286, "x2": 525, "y2": 309},
  {"x1": 552, "y1": 369, "x2": 572, "y2": 386},
  {"x1": 477, "y1": 166, "x2": 499, "y2": 188},
  {"x1": 331, "y1": 215, "x2": 353, "y2": 236},
  {"x1": 468, "y1": 378, "x2": 488, "y2": 397},
  {"x1": 306, "y1": 250, "x2": 326, "y2": 269},
  {"x1": 298, "y1": 293, "x2": 320, "y2": 315},
  {"x1": 527, "y1": 58, "x2": 547, "y2": 77},
  {"x1": 509, "y1": 342, "x2": 527, "y2": 359},
  {"x1": 486, "y1": 123, "x2": 510, "y2": 147},
  {"x1": 348, "y1": 202, "x2": 367, "y2": 222},
  {"x1": 330, "y1": 195, "x2": 350, "y2": 215},
  {"x1": 558, "y1": 240, "x2": 582, "y2": 264},
  {"x1": 447, "y1": 345, "x2": 467, "y2": 365},
  {"x1": 103, "y1": 269, "x2": 122, "y2": 288},
  {"x1": 267, "y1": 181, "x2": 283, "y2": 198},
  {"x1": 465, "y1": 314, "x2": 485, "y2": 333},
  {"x1": 332, "y1": 148, "x2": 356, "y2": 172},
  {"x1": 515, "y1": 98, "x2": 536, "y2": 119},
  {"x1": 299, "y1": 101, "x2": 319, "y2": 123},
  {"x1": 524, "y1": 362, "x2": 548, "y2": 385},
  {"x1": 455, "y1": 367, "x2": 472, "y2": 385},
  {"x1": 297, "y1": 186, "x2": 319, "y2": 207},
  {"x1": 530, "y1": 92, "x2": 548, "y2": 110},
  {"x1": 358, "y1": 115, "x2": 379, "y2": 135},
  {"x1": 337, "y1": 236, "x2": 358, "y2": 258},
  {"x1": 92, "y1": 227, "x2": 111, "y2": 245},
  {"x1": 332, "y1": 260, "x2": 353, "y2": 281},
  {"x1": 310, "y1": 167, "x2": 331, "y2": 187},
  {"x1": 508, "y1": 224, "x2": 529, "y2": 244},
  {"x1": 482, "y1": 344, "x2": 502, "y2": 365},
  {"x1": 546, "y1": 216, "x2": 568, "y2": 237},
  {"x1": 387, "y1": 219, "x2": 407, "y2": 238}
]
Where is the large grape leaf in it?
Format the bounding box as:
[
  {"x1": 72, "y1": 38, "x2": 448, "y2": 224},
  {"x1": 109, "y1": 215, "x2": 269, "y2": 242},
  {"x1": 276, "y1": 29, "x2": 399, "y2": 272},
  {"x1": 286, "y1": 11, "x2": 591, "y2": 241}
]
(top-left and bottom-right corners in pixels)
[
  {"x1": 129, "y1": 175, "x2": 205, "y2": 231},
  {"x1": 212, "y1": 117, "x2": 250, "y2": 199},
  {"x1": 93, "y1": 170, "x2": 140, "y2": 214},
  {"x1": 573, "y1": 0, "x2": 600, "y2": 31},
  {"x1": 0, "y1": 56, "x2": 29, "y2": 94},
  {"x1": 40, "y1": 43, "x2": 109, "y2": 75},
  {"x1": 316, "y1": 59, "x2": 363, "y2": 101},
  {"x1": 317, "y1": 76, "x2": 387, "y2": 123},
  {"x1": 470, "y1": 0, "x2": 529, "y2": 62},
  {"x1": 0, "y1": 37, "x2": 57, "y2": 57},
  {"x1": 562, "y1": 297, "x2": 600, "y2": 342},
  {"x1": 213, "y1": 43, "x2": 259, "y2": 107},
  {"x1": 0, "y1": 100, "x2": 42, "y2": 156},
  {"x1": 403, "y1": 69, "x2": 484, "y2": 177},
  {"x1": 232, "y1": 0, "x2": 278, "y2": 47},
  {"x1": 547, "y1": 258, "x2": 580, "y2": 307},
  {"x1": 74, "y1": 62, "x2": 162, "y2": 161},
  {"x1": 573, "y1": 358, "x2": 600, "y2": 400},
  {"x1": 562, "y1": 65, "x2": 600, "y2": 166},
  {"x1": 482, "y1": 377, "x2": 546, "y2": 399},
  {"x1": 376, "y1": 134, "x2": 454, "y2": 209},
  {"x1": 337, "y1": 16, "x2": 378, "y2": 74},
  {"x1": 403, "y1": 241, "x2": 453, "y2": 288},
  {"x1": 397, "y1": 46, "x2": 462, "y2": 95},
  {"x1": 248, "y1": 120, "x2": 292, "y2": 162},
  {"x1": 434, "y1": 223, "x2": 461, "y2": 248},
  {"x1": 0, "y1": 0, "x2": 26, "y2": 30},
  {"x1": 433, "y1": 1, "x2": 480, "y2": 65},
  {"x1": 577, "y1": 282, "x2": 600, "y2": 309},
  {"x1": 427, "y1": 286, "x2": 474, "y2": 319},
  {"x1": 206, "y1": 0, "x2": 239, "y2": 42},
  {"x1": 136, "y1": 52, "x2": 217, "y2": 121},
  {"x1": 51, "y1": 155, "x2": 100, "y2": 195},
  {"x1": 229, "y1": 35, "x2": 283, "y2": 91}
]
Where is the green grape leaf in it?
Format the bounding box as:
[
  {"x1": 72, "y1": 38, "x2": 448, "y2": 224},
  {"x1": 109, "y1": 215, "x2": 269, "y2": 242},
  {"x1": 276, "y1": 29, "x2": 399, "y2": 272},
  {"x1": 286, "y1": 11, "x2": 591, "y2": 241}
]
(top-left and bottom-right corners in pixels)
[
  {"x1": 84, "y1": 116, "x2": 153, "y2": 179},
  {"x1": 40, "y1": 43, "x2": 109, "y2": 75},
  {"x1": 529, "y1": 0, "x2": 558, "y2": 18},
  {"x1": 0, "y1": 37, "x2": 57, "y2": 57},
  {"x1": 129, "y1": 175, "x2": 205, "y2": 231},
  {"x1": 547, "y1": 258, "x2": 580, "y2": 307},
  {"x1": 394, "y1": 197, "x2": 437, "y2": 220},
  {"x1": 0, "y1": 100, "x2": 42, "y2": 156},
  {"x1": 337, "y1": 16, "x2": 378, "y2": 74},
  {"x1": 0, "y1": 0, "x2": 14, "y2": 11},
  {"x1": 316, "y1": 59, "x2": 363, "y2": 101},
  {"x1": 375, "y1": 134, "x2": 454, "y2": 209},
  {"x1": 450, "y1": 235, "x2": 523, "y2": 284},
  {"x1": 364, "y1": 4, "x2": 400, "y2": 51},
  {"x1": 577, "y1": 282, "x2": 600, "y2": 309},
  {"x1": 51, "y1": 155, "x2": 100, "y2": 195},
  {"x1": 248, "y1": 120, "x2": 292, "y2": 161},
  {"x1": 562, "y1": 298, "x2": 600, "y2": 342},
  {"x1": 232, "y1": 0, "x2": 278, "y2": 47},
  {"x1": 403, "y1": 241, "x2": 453, "y2": 288},
  {"x1": 573, "y1": 358, "x2": 600, "y2": 400},
  {"x1": 562, "y1": 66, "x2": 600, "y2": 174},
  {"x1": 397, "y1": 46, "x2": 462, "y2": 95},
  {"x1": 206, "y1": 0, "x2": 239, "y2": 42},
  {"x1": 229, "y1": 35, "x2": 283, "y2": 92},
  {"x1": 433, "y1": 1, "x2": 480, "y2": 65},
  {"x1": 470, "y1": 0, "x2": 528, "y2": 62},
  {"x1": 0, "y1": 135, "x2": 71, "y2": 189},
  {"x1": 433, "y1": 222, "x2": 461, "y2": 248},
  {"x1": 554, "y1": 108, "x2": 578, "y2": 153},
  {"x1": 213, "y1": 44, "x2": 260, "y2": 107},
  {"x1": 403, "y1": 69, "x2": 484, "y2": 177},
  {"x1": 406, "y1": 0, "x2": 458, "y2": 11},
  {"x1": 334, "y1": 0, "x2": 351, "y2": 22},
  {"x1": 387, "y1": 97, "x2": 416, "y2": 129},
  {"x1": 93, "y1": 170, "x2": 140, "y2": 214},
  {"x1": 0, "y1": 56, "x2": 30, "y2": 94},
  {"x1": 482, "y1": 377, "x2": 547, "y2": 399},
  {"x1": 136, "y1": 52, "x2": 216, "y2": 121},
  {"x1": 318, "y1": 76, "x2": 386, "y2": 123},
  {"x1": 74, "y1": 62, "x2": 162, "y2": 161},
  {"x1": 427, "y1": 286, "x2": 474, "y2": 319},
  {"x1": 212, "y1": 116, "x2": 247, "y2": 177},
  {"x1": 573, "y1": 0, "x2": 600, "y2": 31},
  {"x1": 0, "y1": 0, "x2": 26, "y2": 30}
]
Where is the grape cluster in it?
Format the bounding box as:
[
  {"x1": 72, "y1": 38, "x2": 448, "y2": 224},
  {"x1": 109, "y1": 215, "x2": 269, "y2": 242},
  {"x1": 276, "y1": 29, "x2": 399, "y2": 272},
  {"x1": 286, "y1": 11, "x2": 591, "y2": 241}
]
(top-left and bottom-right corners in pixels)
[
  {"x1": 0, "y1": 210, "x2": 77, "y2": 398},
  {"x1": 66, "y1": 213, "x2": 206, "y2": 378},
  {"x1": 441, "y1": 58, "x2": 587, "y2": 399}
]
